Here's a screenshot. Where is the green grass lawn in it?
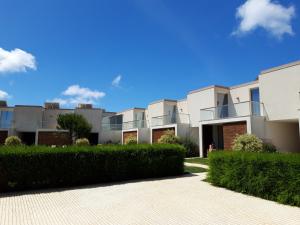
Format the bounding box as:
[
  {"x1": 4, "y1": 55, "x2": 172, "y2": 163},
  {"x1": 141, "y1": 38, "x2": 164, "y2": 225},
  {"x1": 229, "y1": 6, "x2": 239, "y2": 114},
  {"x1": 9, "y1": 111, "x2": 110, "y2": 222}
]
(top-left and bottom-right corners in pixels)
[
  {"x1": 184, "y1": 157, "x2": 209, "y2": 165},
  {"x1": 184, "y1": 166, "x2": 207, "y2": 174}
]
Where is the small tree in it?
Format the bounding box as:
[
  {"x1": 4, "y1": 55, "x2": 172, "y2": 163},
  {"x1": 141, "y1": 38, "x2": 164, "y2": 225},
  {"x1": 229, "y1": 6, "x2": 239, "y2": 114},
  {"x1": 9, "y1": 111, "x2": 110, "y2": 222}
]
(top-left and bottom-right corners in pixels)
[
  {"x1": 57, "y1": 114, "x2": 92, "y2": 143},
  {"x1": 158, "y1": 130, "x2": 181, "y2": 144}
]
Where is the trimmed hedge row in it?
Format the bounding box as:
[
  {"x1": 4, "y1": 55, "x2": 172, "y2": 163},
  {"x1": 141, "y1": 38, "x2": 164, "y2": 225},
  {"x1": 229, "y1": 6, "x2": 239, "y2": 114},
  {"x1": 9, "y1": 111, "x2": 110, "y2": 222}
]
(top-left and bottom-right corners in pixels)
[
  {"x1": 208, "y1": 151, "x2": 300, "y2": 207},
  {"x1": 0, "y1": 144, "x2": 185, "y2": 192}
]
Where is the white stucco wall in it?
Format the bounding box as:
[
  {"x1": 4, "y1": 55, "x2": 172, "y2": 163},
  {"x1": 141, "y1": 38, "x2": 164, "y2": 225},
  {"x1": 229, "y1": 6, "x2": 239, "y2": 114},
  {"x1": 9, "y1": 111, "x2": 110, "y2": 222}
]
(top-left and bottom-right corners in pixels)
[
  {"x1": 43, "y1": 109, "x2": 73, "y2": 129},
  {"x1": 250, "y1": 116, "x2": 266, "y2": 140},
  {"x1": 164, "y1": 101, "x2": 177, "y2": 116},
  {"x1": 229, "y1": 82, "x2": 259, "y2": 104},
  {"x1": 263, "y1": 121, "x2": 300, "y2": 153},
  {"x1": 259, "y1": 63, "x2": 300, "y2": 121},
  {"x1": 187, "y1": 87, "x2": 216, "y2": 127},
  {"x1": 75, "y1": 109, "x2": 103, "y2": 133},
  {"x1": 122, "y1": 110, "x2": 134, "y2": 123},
  {"x1": 14, "y1": 106, "x2": 43, "y2": 132},
  {"x1": 100, "y1": 130, "x2": 122, "y2": 144},
  {"x1": 138, "y1": 128, "x2": 151, "y2": 143},
  {"x1": 147, "y1": 101, "x2": 164, "y2": 123}
]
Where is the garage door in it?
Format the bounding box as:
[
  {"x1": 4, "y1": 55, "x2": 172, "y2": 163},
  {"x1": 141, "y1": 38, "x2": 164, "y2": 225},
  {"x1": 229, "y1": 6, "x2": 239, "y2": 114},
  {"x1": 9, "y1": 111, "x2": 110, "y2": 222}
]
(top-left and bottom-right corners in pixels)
[
  {"x1": 38, "y1": 131, "x2": 72, "y2": 146},
  {"x1": 123, "y1": 131, "x2": 138, "y2": 144},
  {"x1": 223, "y1": 122, "x2": 247, "y2": 150},
  {"x1": 152, "y1": 127, "x2": 175, "y2": 143}
]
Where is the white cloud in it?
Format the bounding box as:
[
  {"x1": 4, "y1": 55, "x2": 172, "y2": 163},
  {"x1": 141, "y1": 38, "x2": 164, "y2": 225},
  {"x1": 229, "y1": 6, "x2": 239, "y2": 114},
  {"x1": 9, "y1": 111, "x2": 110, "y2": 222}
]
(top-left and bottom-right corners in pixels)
[
  {"x1": 112, "y1": 75, "x2": 122, "y2": 87},
  {"x1": 49, "y1": 85, "x2": 105, "y2": 107},
  {"x1": 0, "y1": 90, "x2": 10, "y2": 99},
  {"x1": 0, "y1": 48, "x2": 36, "y2": 74},
  {"x1": 63, "y1": 85, "x2": 105, "y2": 99},
  {"x1": 233, "y1": 0, "x2": 296, "y2": 38}
]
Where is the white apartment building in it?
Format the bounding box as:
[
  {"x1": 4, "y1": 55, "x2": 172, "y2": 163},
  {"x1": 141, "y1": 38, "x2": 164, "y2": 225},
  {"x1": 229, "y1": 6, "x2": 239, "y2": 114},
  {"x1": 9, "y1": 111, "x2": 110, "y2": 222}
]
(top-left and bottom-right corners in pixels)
[
  {"x1": 1, "y1": 60, "x2": 300, "y2": 155},
  {"x1": 0, "y1": 103, "x2": 108, "y2": 145},
  {"x1": 102, "y1": 60, "x2": 300, "y2": 155}
]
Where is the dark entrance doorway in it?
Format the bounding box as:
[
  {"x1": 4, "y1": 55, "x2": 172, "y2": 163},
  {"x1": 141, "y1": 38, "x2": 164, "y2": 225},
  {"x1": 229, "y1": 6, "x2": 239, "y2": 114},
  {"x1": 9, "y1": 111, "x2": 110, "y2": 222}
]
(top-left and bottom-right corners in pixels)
[
  {"x1": 19, "y1": 132, "x2": 36, "y2": 145},
  {"x1": 88, "y1": 133, "x2": 99, "y2": 145},
  {"x1": 202, "y1": 125, "x2": 213, "y2": 158},
  {"x1": 202, "y1": 125, "x2": 224, "y2": 157}
]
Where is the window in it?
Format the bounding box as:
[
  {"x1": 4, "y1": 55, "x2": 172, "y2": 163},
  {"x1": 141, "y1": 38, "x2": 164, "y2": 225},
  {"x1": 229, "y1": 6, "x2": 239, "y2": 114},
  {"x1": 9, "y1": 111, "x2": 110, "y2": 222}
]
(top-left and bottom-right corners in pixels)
[
  {"x1": 250, "y1": 88, "x2": 260, "y2": 116},
  {"x1": 0, "y1": 111, "x2": 13, "y2": 128}
]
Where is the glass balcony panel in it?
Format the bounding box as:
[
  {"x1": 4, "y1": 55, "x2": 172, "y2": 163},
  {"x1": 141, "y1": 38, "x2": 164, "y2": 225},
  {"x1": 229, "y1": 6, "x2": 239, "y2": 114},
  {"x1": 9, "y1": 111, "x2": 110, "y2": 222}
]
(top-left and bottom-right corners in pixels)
[
  {"x1": 200, "y1": 101, "x2": 263, "y2": 121},
  {"x1": 151, "y1": 113, "x2": 190, "y2": 127}
]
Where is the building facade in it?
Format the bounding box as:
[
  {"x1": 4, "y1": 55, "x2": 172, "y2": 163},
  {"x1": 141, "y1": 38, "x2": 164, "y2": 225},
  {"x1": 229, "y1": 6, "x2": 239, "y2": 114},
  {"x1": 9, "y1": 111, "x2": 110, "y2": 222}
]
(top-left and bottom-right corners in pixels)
[
  {"x1": 0, "y1": 102, "x2": 107, "y2": 146},
  {"x1": 1, "y1": 60, "x2": 300, "y2": 155}
]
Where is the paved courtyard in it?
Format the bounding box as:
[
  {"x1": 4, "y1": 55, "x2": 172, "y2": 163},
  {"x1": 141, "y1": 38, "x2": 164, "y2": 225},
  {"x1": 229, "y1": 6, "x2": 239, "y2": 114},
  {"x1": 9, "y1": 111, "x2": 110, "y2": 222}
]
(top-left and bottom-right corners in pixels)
[{"x1": 0, "y1": 173, "x2": 299, "y2": 225}]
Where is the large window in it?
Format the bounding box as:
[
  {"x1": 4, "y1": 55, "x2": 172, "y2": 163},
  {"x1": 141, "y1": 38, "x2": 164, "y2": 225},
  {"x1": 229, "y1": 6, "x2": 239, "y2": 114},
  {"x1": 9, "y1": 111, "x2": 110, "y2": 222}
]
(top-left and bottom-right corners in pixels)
[
  {"x1": 0, "y1": 111, "x2": 13, "y2": 128},
  {"x1": 251, "y1": 88, "x2": 260, "y2": 116}
]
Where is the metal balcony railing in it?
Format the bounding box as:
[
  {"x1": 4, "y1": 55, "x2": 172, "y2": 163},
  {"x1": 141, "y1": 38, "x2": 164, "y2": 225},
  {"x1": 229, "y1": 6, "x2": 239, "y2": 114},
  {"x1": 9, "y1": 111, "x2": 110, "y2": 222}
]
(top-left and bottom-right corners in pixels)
[
  {"x1": 101, "y1": 123, "x2": 123, "y2": 131},
  {"x1": 0, "y1": 121, "x2": 13, "y2": 129},
  {"x1": 151, "y1": 113, "x2": 190, "y2": 127},
  {"x1": 200, "y1": 101, "x2": 264, "y2": 121},
  {"x1": 122, "y1": 120, "x2": 147, "y2": 130}
]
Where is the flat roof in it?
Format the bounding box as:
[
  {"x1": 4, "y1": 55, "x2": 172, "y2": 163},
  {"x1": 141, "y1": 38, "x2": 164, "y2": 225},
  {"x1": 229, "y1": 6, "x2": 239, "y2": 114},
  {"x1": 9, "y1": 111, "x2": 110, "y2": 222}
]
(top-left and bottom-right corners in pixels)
[
  {"x1": 188, "y1": 85, "x2": 229, "y2": 95},
  {"x1": 260, "y1": 60, "x2": 300, "y2": 75},
  {"x1": 149, "y1": 99, "x2": 177, "y2": 105},
  {"x1": 119, "y1": 107, "x2": 146, "y2": 113},
  {"x1": 230, "y1": 80, "x2": 258, "y2": 90}
]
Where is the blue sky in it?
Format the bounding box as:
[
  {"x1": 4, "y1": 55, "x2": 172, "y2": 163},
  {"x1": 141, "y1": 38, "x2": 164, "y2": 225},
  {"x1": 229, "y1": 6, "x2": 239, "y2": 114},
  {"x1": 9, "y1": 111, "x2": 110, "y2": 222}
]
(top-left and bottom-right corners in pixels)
[{"x1": 0, "y1": 0, "x2": 299, "y2": 112}]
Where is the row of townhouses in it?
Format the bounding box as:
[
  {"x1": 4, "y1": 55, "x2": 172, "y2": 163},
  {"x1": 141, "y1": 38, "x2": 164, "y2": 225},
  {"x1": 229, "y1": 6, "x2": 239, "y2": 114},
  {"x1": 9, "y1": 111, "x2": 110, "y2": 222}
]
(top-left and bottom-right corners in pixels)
[{"x1": 1, "y1": 61, "x2": 300, "y2": 156}]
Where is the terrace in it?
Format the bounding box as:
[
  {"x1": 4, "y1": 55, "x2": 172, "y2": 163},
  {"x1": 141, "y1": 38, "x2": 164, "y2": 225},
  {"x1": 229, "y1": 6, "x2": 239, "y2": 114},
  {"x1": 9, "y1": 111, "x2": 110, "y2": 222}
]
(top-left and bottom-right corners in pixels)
[
  {"x1": 151, "y1": 113, "x2": 190, "y2": 127},
  {"x1": 200, "y1": 101, "x2": 264, "y2": 121}
]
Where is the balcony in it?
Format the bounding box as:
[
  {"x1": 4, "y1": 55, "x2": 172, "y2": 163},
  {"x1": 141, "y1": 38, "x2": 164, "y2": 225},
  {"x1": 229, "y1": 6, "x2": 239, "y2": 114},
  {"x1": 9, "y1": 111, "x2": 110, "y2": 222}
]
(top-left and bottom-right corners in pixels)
[
  {"x1": 0, "y1": 110, "x2": 13, "y2": 129},
  {"x1": 200, "y1": 101, "x2": 264, "y2": 121},
  {"x1": 0, "y1": 121, "x2": 12, "y2": 129},
  {"x1": 151, "y1": 113, "x2": 190, "y2": 127},
  {"x1": 102, "y1": 123, "x2": 123, "y2": 131},
  {"x1": 122, "y1": 120, "x2": 146, "y2": 130}
]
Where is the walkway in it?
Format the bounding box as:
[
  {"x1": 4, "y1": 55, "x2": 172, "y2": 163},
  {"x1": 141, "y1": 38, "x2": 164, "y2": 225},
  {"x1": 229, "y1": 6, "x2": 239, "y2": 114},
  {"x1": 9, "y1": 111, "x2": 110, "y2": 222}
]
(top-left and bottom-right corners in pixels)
[{"x1": 0, "y1": 173, "x2": 299, "y2": 225}]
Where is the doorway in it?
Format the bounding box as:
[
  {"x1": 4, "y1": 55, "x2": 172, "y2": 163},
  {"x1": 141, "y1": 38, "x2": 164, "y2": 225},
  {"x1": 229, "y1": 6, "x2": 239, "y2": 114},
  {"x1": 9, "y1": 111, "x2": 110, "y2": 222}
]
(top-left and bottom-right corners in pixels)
[{"x1": 19, "y1": 132, "x2": 36, "y2": 145}]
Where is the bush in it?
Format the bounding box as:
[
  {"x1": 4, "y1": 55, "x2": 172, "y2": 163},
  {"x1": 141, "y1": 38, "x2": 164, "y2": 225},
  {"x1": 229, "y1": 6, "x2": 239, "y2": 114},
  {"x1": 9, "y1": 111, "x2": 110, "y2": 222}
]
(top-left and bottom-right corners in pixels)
[
  {"x1": 158, "y1": 130, "x2": 181, "y2": 144},
  {"x1": 262, "y1": 142, "x2": 277, "y2": 153},
  {"x1": 124, "y1": 136, "x2": 137, "y2": 145},
  {"x1": 208, "y1": 151, "x2": 300, "y2": 207},
  {"x1": 232, "y1": 134, "x2": 263, "y2": 152},
  {"x1": 0, "y1": 144, "x2": 185, "y2": 192},
  {"x1": 4, "y1": 136, "x2": 22, "y2": 146},
  {"x1": 75, "y1": 138, "x2": 90, "y2": 146},
  {"x1": 180, "y1": 138, "x2": 199, "y2": 157}
]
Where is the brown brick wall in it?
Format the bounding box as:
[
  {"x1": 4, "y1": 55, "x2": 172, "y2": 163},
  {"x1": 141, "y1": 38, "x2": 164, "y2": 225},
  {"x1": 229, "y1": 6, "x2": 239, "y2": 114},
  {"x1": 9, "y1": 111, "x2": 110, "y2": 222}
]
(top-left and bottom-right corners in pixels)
[
  {"x1": 123, "y1": 131, "x2": 137, "y2": 144},
  {"x1": 223, "y1": 122, "x2": 247, "y2": 150},
  {"x1": 0, "y1": 131, "x2": 8, "y2": 145},
  {"x1": 152, "y1": 127, "x2": 175, "y2": 143},
  {"x1": 38, "y1": 131, "x2": 72, "y2": 146}
]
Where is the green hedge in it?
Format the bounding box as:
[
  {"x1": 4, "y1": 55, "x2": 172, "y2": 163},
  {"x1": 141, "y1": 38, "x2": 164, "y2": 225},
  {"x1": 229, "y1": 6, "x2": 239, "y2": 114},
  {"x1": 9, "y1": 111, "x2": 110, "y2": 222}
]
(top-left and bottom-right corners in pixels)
[
  {"x1": 0, "y1": 144, "x2": 185, "y2": 192},
  {"x1": 208, "y1": 151, "x2": 300, "y2": 207}
]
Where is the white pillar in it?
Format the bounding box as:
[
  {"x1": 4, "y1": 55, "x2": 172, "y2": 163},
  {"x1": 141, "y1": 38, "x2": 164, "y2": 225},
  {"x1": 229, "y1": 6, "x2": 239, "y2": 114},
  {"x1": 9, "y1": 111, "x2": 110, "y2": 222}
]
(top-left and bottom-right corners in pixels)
[
  {"x1": 199, "y1": 123, "x2": 204, "y2": 158},
  {"x1": 298, "y1": 112, "x2": 300, "y2": 141}
]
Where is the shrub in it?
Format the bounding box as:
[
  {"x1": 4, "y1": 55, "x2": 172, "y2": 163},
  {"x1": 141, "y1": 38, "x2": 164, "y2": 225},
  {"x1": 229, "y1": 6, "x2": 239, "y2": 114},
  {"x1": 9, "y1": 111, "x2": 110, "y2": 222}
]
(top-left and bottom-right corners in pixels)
[
  {"x1": 232, "y1": 134, "x2": 263, "y2": 152},
  {"x1": 124, "y1": 135, "x2": 137, "y2": 145},
  {"x1": 0, "y1": 144, "x2": 185, "y2": 192},
  {"x1": 180, "y1": 138, "x2": 199, "y2": 157},
  {"x1": 262, "y1": 142, "x2": 277, "y2": 153},
  {"x1": 208, "y1": 151, "x2": 300, "y2": 207},
  {"x1": 158, "y1": 130, "x2": 181, "y2": 144},
  {"x1": 4, "y1": 136, "x2": 22, "y2": 146},
  {"x1": 75, "y1": 138, "x2": 90, "y2": 146}
]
